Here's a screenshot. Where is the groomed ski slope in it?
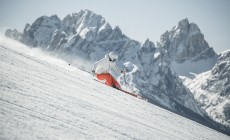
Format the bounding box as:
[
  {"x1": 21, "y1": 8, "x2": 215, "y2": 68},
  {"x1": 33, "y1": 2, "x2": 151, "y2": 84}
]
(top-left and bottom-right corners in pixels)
[{"x1": 0, "y1": 38, "x2": 229, "y2": 140}]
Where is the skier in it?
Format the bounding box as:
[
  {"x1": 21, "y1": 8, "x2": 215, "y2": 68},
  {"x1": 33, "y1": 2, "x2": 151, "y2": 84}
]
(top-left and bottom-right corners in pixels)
[{"x1": 91, "y1": 52, "x2": 124, "y2": 89}]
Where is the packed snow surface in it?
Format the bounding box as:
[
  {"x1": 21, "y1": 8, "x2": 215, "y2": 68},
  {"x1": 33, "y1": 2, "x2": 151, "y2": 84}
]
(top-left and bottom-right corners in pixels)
[{"x1": 0, "y1": 37, "x2": 229, "y2": 140}]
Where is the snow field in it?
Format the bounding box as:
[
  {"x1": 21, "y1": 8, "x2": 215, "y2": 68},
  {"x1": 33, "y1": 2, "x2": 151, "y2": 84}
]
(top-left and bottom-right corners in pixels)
[{"x1": 0, "y1": 40, "x2": 229, "y2": 139}]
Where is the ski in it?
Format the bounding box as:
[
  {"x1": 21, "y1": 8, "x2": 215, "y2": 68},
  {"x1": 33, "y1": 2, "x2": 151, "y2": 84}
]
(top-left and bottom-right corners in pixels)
[
  {"x1": 117, "y1": 88, "x2": 147, "y2": 101},
  {"x1": 119, "y1": 88, "x2": 138, "y2": 97},
  {"x1": 93, "y1": 79, "x2": 147, "y2": 101}
]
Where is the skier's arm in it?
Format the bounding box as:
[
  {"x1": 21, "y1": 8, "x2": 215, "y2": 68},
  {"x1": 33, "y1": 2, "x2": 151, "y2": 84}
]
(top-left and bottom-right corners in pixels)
[
  {"x1": 111, "y1": 62, "x2": 123, "y2": 75},
  {"x1": 91, "y1": 62, "x2": 97, "y2": 72},
  {"x1": 91, "y1": 61, "x2": 99, "y2": 75},
  {"x1": 91, "y1": 58, "x2": 108, "y2": 75}
]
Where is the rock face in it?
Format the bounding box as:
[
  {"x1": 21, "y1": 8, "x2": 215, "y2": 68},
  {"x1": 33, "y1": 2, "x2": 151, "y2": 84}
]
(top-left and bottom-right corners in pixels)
[
  {"x1": 158, "y1": 18, "x2": 218, "y2": 78},
  {"x1": 186, "y1": 50, "x2": 230, "y2": 127},
  {"x1": 19, "y1": 15, "x2": 61, "y2": 47},
  {"x1": 5, "y1": 9, "x2": 229, "y2": 133},
  {"x1": 5, "y1": 29, "x2": 22, "y2": 40},
  {"x1": 210, "y1": 50, "x2": 230, "y2": 97},
  {"x1": 159, "y1": 18, "x2": 216, "y2": 63}
]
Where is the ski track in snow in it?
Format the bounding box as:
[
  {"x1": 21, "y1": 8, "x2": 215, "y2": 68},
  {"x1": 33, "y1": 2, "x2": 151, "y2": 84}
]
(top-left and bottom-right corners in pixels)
[{"x1": 0, "y1": 44, "x2": 229, "y2": 140}]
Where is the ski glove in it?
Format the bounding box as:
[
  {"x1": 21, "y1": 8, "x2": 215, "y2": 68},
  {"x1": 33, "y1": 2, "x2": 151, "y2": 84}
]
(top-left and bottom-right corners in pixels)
[{"x1": 92, "y1": 70, "x2": 96, "y2": 76}]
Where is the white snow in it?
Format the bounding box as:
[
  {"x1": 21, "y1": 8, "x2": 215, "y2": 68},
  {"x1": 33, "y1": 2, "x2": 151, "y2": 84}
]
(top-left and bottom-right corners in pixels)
[
  {"x1": 154, "y1": 52, "x2": 160, "y2": 59},
  {"x1": 185, "y1": 70, "x2": 230, "y2": 127},
  {"x1": 0, "y1": 36, "x2": 229, "y2": 139}
]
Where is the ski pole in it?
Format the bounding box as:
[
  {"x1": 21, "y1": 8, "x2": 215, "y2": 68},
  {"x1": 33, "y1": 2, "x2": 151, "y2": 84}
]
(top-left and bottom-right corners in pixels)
[{"x1": 123, "y1": 68, "x2": 127, "y2": 90}]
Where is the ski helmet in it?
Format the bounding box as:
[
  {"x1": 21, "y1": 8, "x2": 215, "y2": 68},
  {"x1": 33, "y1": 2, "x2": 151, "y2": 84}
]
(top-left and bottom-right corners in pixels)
[{"x1": 108, "y1": 52, "x2": 118, "y2": 61}]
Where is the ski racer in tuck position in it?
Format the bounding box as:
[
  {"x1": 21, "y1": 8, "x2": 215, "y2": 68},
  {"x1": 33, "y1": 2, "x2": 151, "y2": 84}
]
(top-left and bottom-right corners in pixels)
[{"x1": 91, "y1": 52, "x2": 125, "y2": 89}]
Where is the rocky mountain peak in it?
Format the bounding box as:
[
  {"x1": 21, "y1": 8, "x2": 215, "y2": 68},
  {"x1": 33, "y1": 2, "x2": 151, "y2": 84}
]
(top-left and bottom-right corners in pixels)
[
  {"x1": 217, "y1": 49, "x2": 230, "y2": 63},
  {"x1": 109, "y1": 26, "x2": 124, "y2": 39},
  {"x1": 17, "y1": 15, "x2": 61, "y2": 47},
  {"x1": 177, "y1": 18, "x2": 189, "y2": 32},
  {"x1": 141, "y1": 38, "x2": 156, "y2": 52},
  {"x1": 5, "y1": 29, "x2": 21, "y2": 40},
  {"x1": 211, "y1": 50, "x2": 230, "y2": 96},
  {"x1": 175, "y1": 18, "x2": 201, "y2": 37},
  {"x1": 159, "y1": 18, "x2": 216, "y2": 63},
  {"x1": 31, "y1": 15, "x2": 61, "y2": 29},
  {"x1": 187, "y1": 50, "x2": 230, "y2": 128},
  {"x1": 70, "y1": 10, "x2": 109, "y2": 40}
]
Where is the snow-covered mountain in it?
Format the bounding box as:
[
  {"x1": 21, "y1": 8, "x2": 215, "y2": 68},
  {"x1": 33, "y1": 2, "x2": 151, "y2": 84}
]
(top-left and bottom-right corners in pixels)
[
  {"x1": 158, "y1": 18, "x2": 218, "y2": 78},
  {"x1": 185, "y1": 50, "x2": 230, "y2": 127},
  {"x1": 0, "y1": 37, "x2": 229, "y2": 139},
  {"x1": 5, "y1": 9, "x2": 229, "y2": 133}
]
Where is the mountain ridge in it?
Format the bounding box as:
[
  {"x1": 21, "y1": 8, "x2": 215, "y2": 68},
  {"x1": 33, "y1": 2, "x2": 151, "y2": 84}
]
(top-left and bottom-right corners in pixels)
[
  {"x1": 185, "y1": 49, "x2": 230, "y2": 127},
  {"x1": 4, "y1": 9, "x2": 229, "y2": 134}
]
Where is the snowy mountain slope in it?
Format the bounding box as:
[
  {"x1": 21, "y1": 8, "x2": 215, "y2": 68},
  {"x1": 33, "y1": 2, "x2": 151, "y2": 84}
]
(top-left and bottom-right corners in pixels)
[
  {"x1": 5, "y1": 10, "x2": 206, "y2": 119},
  {"x1": 185, "y1": 50, "x2": 230, "y2": 128},
  {"x1": 0, "y1": 39, "x2": 229, "y2": 140},
  {"x1": 5, "y1": 10, "x2": 229, "y2": 133}
]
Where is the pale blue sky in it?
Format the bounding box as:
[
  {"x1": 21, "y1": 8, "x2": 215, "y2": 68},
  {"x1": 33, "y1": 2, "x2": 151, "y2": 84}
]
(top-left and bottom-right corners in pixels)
[{"x1": 0, "y1": 0, "x2": 229, "y2": 53}]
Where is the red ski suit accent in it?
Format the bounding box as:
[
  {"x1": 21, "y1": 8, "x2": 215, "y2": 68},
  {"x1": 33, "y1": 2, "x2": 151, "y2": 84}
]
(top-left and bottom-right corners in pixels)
[{"x1": 96, "y1": 73, "x2": 121, "y2": 89}]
